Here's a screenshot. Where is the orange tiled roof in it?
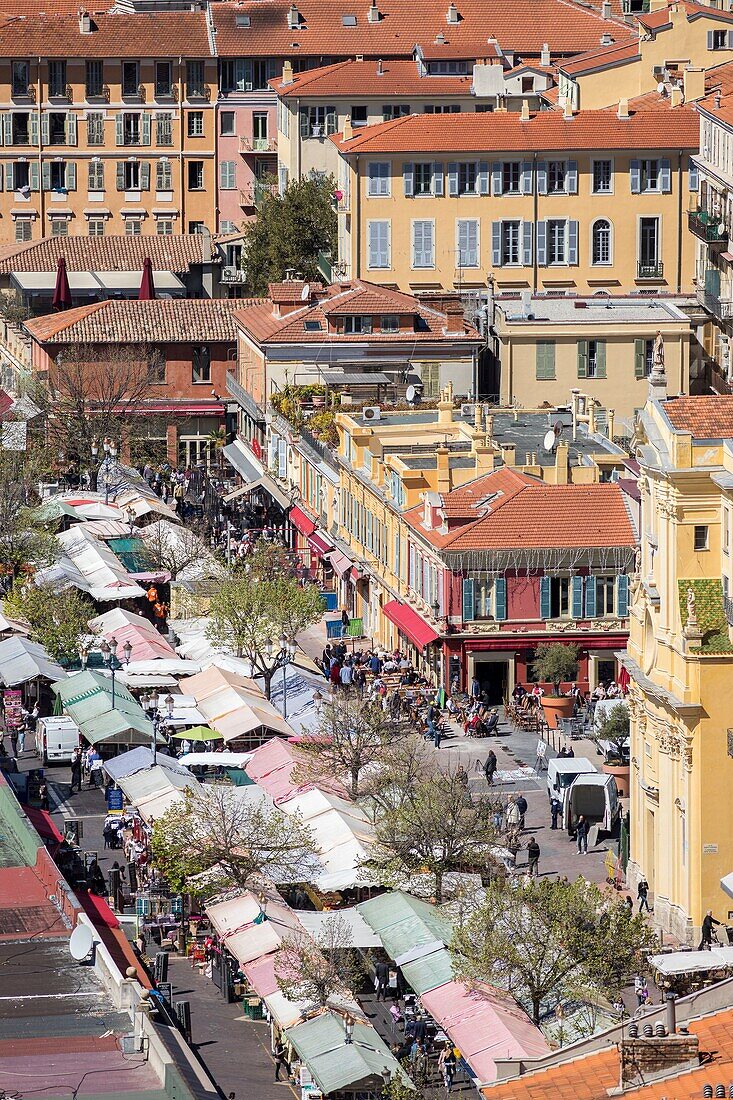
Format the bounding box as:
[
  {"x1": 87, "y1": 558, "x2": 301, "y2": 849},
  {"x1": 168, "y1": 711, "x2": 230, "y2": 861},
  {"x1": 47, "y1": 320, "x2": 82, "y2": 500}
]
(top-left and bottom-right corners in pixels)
[
  {"x1": 212, "y1": 0, "x2": 633, "y2": 59},
  {"x1": 332, "y1": 106, "x2": 699, "y2": 153},
  {"x1": 638, "y1": 0, "x2": 733, "y2": 31},
  {"x1": 404, "y1": 470, "x2": 636, "y2": 550},
  {"x1": 268, "y1": 280, "x2": 325, "y2": 302},
  {"x1": 662, "y1": 395, "x2": 733, "y2": 438},
  {"x1": 558, "y1": 38, "x2": 640, "y2": 76},
  {"x1": 0, "y1": 10, "x2": 210, "y2": 57},
  {"x1": 0, "y1": 235, "x2": 211, "y2": 275},
  {"x1": 25, "y1": 298, "x2": 248, "y2": 345},
  {"x1": 272, "y1": 58, "x2": 473, "y2": 97}
]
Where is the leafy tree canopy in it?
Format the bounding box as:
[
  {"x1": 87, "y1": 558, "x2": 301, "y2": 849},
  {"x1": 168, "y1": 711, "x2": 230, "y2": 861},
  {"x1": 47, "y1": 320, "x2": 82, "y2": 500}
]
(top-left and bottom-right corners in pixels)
[{"x1": 5, "y1": 582, "x2": 95, "y2": 665}]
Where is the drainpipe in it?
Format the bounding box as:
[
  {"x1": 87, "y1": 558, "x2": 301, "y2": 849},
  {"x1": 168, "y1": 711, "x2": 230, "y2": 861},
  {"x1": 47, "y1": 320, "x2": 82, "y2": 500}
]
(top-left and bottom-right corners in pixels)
[
  {"x1": 676, "y1": 149, "x2": 683, "y2": 294},
  {"x1": 179, "y1": 56, "x2": 185, "y2": 232},
  {"x1": 37, "y1": 57, "x2": 44, "y2": 231},
  {"x1": 354, "y1": 154, "x2": 360, "y2": 279},
  {"x1": 296, "y1": 97, "x2": 301, "y2": 180},
  {"x1": 532, "y1": 151, "x2": 538, "y2": 295}
]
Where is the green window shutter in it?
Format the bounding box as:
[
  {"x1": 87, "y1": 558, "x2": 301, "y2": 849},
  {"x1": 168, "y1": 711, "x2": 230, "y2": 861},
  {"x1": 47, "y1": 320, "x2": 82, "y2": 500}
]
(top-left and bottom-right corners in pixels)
[
  {"x1": 539, "y1": 576, "x2": 551, "y2": 619},
  {"x1": 5, "y1": 162, "x2": 14, "y2": 191},
  {"x1": 41, "y1": 161, "x2": 51, "y2": 191},
  {"x1": 462, "y1": 577, "x2": 475, "y2": 621},
  {"x1": 1, "y1": 113, "x2": 10, "y2": 146},
  {"x1": 140, "y1": 162, "x2": 150, "y2": 190},
  {"x1": 577, "y1": 339, "x2": 588, "y2": 378},
  {"x1": 617, "y1": 574, "x2": 629, "y2": 617},
  {"x1": 66, "y1": 112, "x2": 77, "y2": 145},
  {"x1": 115, "y1": 113, "x2": 123, "y2": 146},
  {"x1": 116, "y1": 161, "x2": 125, "y2": 190},
  {"x1": 571, "y1": 574, "x2": 584, "y2": 618},
  {"x1": 65, "y1": 162, "x2": 76, "y2": 190},
  {"x1": 634, "y1": 338, "x2": 645, "y2": 379},
  {"x1": 141, "y1": 112, "x2": 151, "y2": 146},
  {"x1": 536, "y1": 341, "x2": 555, "y2": 380},
  {"x1": 584, "y1": 574, "x2": 597, "y2": 618},
  {"x1": 494, "y1": 576, "x2": 507, "y2": 621},
  {"x1": 29, "y1": 112, "x2": 39, "y2": 146},
  {"x1": 595, "y1": 340, "x2": 606, "y2": 379},
  {"x1": 29, "y1": 162, "x2": 39, "y2": 191},
  {"x1": 40, "y1": 113, "x2": 49, "y2": 145}
]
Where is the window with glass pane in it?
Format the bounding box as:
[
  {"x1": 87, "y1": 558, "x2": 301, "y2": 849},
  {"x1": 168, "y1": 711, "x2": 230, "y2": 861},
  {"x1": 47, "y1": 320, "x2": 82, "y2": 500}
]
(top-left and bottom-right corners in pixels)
[
  {"x1": 192, "y1": 345, "x2": 211, "y2": 383},
  {"x1": 344, "y1": 316, "x2": 372, "y2": 333},
  {"x1": 51, "y1": 219, "x2": 68, "y2": 237},
  {"x1": 550, "y1": 577, "x2": 570, "y2": 617},
  {"x1": 86, "y1": 60, "x2": 103, "y2": 98},
  {"x1": 547, "y1": 219, "x2": 567, "y2": 263},
  {"x1": 502, "y1": 161, "x2": 520, "y2": 193},
  {"x1": 592, "y1": 159, "x2": 612, "y2": 193},
  {"x1": 351, "y1": 105, "x2": 368, "y2": 126},
  {"x1": 48, "y1": 60, "x2": 67, "y2": 97},
  {"x1": 15, "y1": 219, "x2": 32, "y2": 242},
  {"x1": 587, "y1": 340, "x2": 599, "y2": 378},
  {"x1": 188, "y1": 111, "x2": 204, "y2": 137},
  {"x1": 87, "y1": 218, "x2": 105, "y2": 236},
  {"x1": 155, "y1": 61, "x2": 172, "y2": 98},
  {"x1": 123, "y1": 161, "x2": 140, "y2": 189},
  {"x1": 123, "y1": 113, "x2": 140, "y2": 145},
  {"x1": 639, "y1": 217, "x2": 658, "y2": 267},
  {"x1": 458, "y1": 162, "x2": 477, "y2": 195},
  {"x1": 156, "y1": 113, "x2": 173, "y2": 146},
  {"x1": 122, "y1": 61, "x2": 140, "y2": 97},
  {"x1": 88, "y1": 160, "x2": 104, "y2": 189},
  {"x1": 220, "y1": 111, "x2": 235, "y2": 136},
  {"x1": 12, "y1": 61, "x2": 30, "y2": 96},
  {"x1": 640, "y1": 159, "x2": 659, "y2": 190},
  {"x1": 414, "y1": 162, "x2": 432, "y2": 195},
  {"x1": 501, "y1": 220, "x2": 521, "y2": 265},
  {"x1": 156, "y1": 218, "x2": 173, "y2": 235},
  {"x1": 186, "y1": 60, "x2": 205, "y2": 98},
  {"x1": 595, "y1": 575, "x2": 615, "y2": 615},
  {"x1": 87, "y1": 112, "x2": 104, "y2": 145},
  {"x1": 13, "y1": 163, "x2": 29, "y2": 189},
  {"x1": 382, "y1": 104, "x2": 410, "y2": 120},
  {"x1": 12, "y1": 113, "x2": 29, "y2": 145},
  {"x1": 125, "y1": 218, "x2": 142, "y2": 235},
  {"x1": 381, "y1": 315, "x2": 399, "y2": 332},
  {"x1": 548, "y1": 160, "x2": 567, "y2": 193},
  {"x1": 188, "y1": 161, "x2": 204, "y2": 189},
  {"x1": 474, "y1": 576, "x2": 494, "y2": 619},
  {"x1": 592, "y1": 220, "x2": 611, "y2": 264},
  {"x1": 49, "y1": 162, "x2": 66, "y2": 189}
]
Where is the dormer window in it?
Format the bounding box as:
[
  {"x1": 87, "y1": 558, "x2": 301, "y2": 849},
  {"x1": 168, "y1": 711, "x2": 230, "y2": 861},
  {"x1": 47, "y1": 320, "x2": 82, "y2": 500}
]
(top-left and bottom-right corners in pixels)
[
  {"x1": 344, "y1": 315, "x2": 372, "y2": 334},
  {"x1": 381, "y1": 314, "x2": 399, "y2": 332},
  {"x1": 304, "y1": 319, "x2": 322, "y2": 331}
]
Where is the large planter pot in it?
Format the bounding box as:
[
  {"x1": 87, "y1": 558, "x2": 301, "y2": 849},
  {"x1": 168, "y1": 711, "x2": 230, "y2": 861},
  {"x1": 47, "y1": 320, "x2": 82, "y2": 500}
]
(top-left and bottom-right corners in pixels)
[
  {"x1": 603, "y1": 762, "x2": 630, "y2": 798},
  {"x1": 541, "y1": 695, "x2": 574, "y2": 727}
]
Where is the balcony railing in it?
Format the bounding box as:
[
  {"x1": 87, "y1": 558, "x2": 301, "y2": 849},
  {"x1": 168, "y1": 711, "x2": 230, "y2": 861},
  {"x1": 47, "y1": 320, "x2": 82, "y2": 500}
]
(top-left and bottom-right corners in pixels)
[
  {"x1": 637, "y1": 260, "x2": 664, "y2": 280},
  {"x1": 696, "y1": 286, "x2": 733, "y2": 320},
  {"x1": 239, "y1": 181, "x2": 277, "y2": 207},
  {"x1": 689, "y1": 208, "x2": 728, "y2": 244},
  {"x1": 239, "y1": 136, "x2": 277, "y2": 153}
]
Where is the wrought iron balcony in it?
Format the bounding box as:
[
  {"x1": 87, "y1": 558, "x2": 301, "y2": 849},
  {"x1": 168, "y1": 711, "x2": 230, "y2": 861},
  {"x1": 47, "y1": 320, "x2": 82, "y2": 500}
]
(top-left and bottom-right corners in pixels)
[
  {"x1": 239, "y1": 136, "x2": 277, "y2": 154},
  {"x1": 689, "y1": 208, "x2": 728, "y2": 245},
  {"x1": 696, "y1": 286, "x2": 733, "y2": 320},
  {"x1": 239, "y1": 181, "x2": 277, "y2": 207},
  {"x1": 637, "y1": 260, "x2": 664, "y2": 280}
]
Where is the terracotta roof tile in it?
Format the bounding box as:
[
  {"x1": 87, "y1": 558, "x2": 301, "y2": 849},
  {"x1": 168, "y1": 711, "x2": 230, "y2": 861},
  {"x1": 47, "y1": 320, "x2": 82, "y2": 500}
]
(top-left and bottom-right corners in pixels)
[
  {"x1": 333, "y1": 106, "x2": 699, "y2": 153},
  {"x1": 273, "y1": 58, "x2": 474, "y2": 97},
  {"x1": 268, "y1": 280, "x2": 324, "y2": 302},
  {"x1": 558, "y1": 38, "x2": 639, "y2": 76},
  {"x1": 213, "y1": 0, "x2": 633, "y2": 59},
  {"x1": 0, "y1": 11, "x2": 210, "y2": 57},
  {"x1": 25, "y1": 298, "x2": 248, "y2": 345},
  {"x1": 638, "y1": 0, "x2": 733, "y2": 30},
  {"x1": 662, "y1": 395, "x2": 733, "y2": 438},
  {"x1": 0, "y1": 234, "x2": 210, "y2": 275}
]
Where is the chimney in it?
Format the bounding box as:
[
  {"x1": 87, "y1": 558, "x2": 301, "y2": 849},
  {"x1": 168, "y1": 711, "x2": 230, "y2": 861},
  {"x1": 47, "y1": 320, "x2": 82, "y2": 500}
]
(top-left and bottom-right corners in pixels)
[
  {"x1": 665, "y1": 993, "x2": 677, "y2": 1036},
  {"x1": 79, "y1": 9, "x2": 92, "y2": 32},
  {"x1": 600, "y1": 32, "x2": 613, "y2": 45},
  {"x1": 520, "y1": 100, "x2": 531, "y2": 121},
  {"x1": 683, "y1": 66, "x2": 705, "y2": 103},
  {"x1": 621, "y1": 1027, "x2": 699, "y2": 1089},
  {"x1": 377, "y1": 58, "x2": 384, "y2": 75},
  {"x1": 437, "y1": 382, "x2": 454, "y2": 427},
  {"x1": 607, "y1": 408, "x2": 615, "y2": 440},
  {"x1": 501, "y1": 442, "x2": 516, "y2": 466},
  {"x1": 617, "y1": 97, "x2": 630, "y2": 118},
  {"x1": 474, "y1": 402, "x2": 483, "y2": 433},
  {"x1": 287, "y1": 3, "x2": 299, "y2": 29},
  {"x1": 563, "y1": 97, "x2": 573, "y2": 119},
  {"x1": 446, "y1": 1, "x2": 459, "y2": 22},
  {"x1": 554, "y1": 441, "x2": 569, "y2": 484},
  {"x1": 436, "y1": 445, "x2": 451, "y2": 493},
  {"x1": 670, "y1": 84, "x2": 682, "y2": 107},
  {"x1": 485, "y1": 412, "x2": 494, "y2": 441},
  {"x1": 601, "y1": 0, "x2": 611, "y2": 15},
  {"x1": 540, "y1": 42, "x2": 550, "y2": 66},
  {"x1": 474, "y1": 443, "x2": 495, "y2": 474},
  {"x1": 444, "y1": 299, "x2": 465, "y2": 333},
  {"x1": 367, "y1": 0, "x2": 382, "y2": 20},
  {"x1": 342, "y1": 116, "x2": 353, "y2": 141},
  {"x1": 281, "y1": 59, "x2": 294, "y2": 85}
]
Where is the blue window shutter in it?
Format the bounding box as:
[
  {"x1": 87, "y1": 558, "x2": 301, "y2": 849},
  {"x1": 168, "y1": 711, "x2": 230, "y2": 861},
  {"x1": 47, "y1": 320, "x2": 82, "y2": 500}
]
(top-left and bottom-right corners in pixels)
[
  {"x1": 447, "y1": 162, "x2": 459, "y2": 196},
  {"x1": 478, "y1": 160, "x2": 490, "y2": 195},
  {"x1": 659, "y1": 157, "x2": 671, "y2": 193},
  {"x1": 521, "y1": 160, "x2": 532, "y2": 194},
  {"x1": 571, "y1": 574, "x2": 584, "y2": 618},
  {"x1": 617, "y1": 574, "x2": 629, "y2": 617},
  {"x1": 536, "y1": 219, "x2": 547, "y2": 265},
  {"x1": 492, "y1": 162, "x2": 502, "y2": 195},
  {"x1": 492, "y1": 221, "x2": 502, "y2": 266},
  {"x1": 568, "y1": 219, "x2": 578, "y2": 265},
  {"x1": 567, "y1": 159, "x2": 578, "y2": 194},
  {"x1": 433, "y1": 162, "x2": 444, "y2": 195},
  {"x1": 540, "y1": 576, "x2": 551, "y2": 619},
  {"x1": 278, "y1": 438, "x2": 287, "y2": 476},
  {"x1": 494, "y1": 576, "x2": 507, "y2": 621},
  {"x1": 630, "y1": 159, "x2": 640, "y2": 194},
  {"x1": 537, "y1": 161, "x2": 548, "y2": 194},
  {"x1": 584, "y1": 574, "x2": 597, "y2": 618},
  {"x1": 403, "y1": 161, "x2": 414, "y2": 197},
  {"x1": 689, "y1": 157, "x2": 699, "y2": 191},
  {"x1": 707, "y1": 29, "x2": 715, "y2": 49},
  {"x1": 522, "y1": 221, "x2": 533, "y2": 266},
  {"x1": 462, "y1": 577, "x2": 475, "y2": 621}
]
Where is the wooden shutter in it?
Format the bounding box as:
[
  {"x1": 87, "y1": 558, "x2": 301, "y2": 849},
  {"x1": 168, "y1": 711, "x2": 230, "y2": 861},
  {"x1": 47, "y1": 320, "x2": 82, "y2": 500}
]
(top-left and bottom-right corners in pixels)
[
  {"x1": 634, "y1": 338, "x2": 646, "y2": 378},
  {"x1": 689, "y1": 157, "x2": 699, "y2": 192},
  {"x1": 116, "y1": 161, "x2": 125, "y2": 190},
  {"x1": 568, "y1": 220, "x2": 578, "y2": 265},
  {"x1": 403, "y1": 162, "x2": 414, "y2": 197},
  {"x1": 659, "y1": 157, "x2": 671, "y2": 193},
  {"x1": 577, "y1": 339, "x2": 588, "y2": 378},
  {"x1": 617, "y1": 574, "x2": 629, "y2": 617},
  {"x1": 567, "y1": 159, "x2": 578, "y2": 194},
  {"x1": 491, "y1": 161, "x2": 502, "y2": 195},
  {"x1": 141, "y1": 112, "x2": 151, "y2": 146},
  {"x1": 537, "y1": 161, "x2": 548, "y2": 194},
  {"x1": 571, "y1": 574, "x2": 584, "y2": 618},
  {"x1": 432, "y1": 162, "x2": 443, "y2": 196},
  {"x1": 1, "y1": 114, "x2": 10, "y2": 146},
  {"x1": 65, "y1": 162, "x2": 76, "y2": 190},
  {"x1": 536, "y1": 341, "x2": 555, "y2": 380},
  {"x1": 521, "y1": 160, "x2": 532, "y2": 194},
  {"x1": 630, "y1": 158, "x2": 641, "y2": 193},
  {"x1": 40, "y1": 112, "x2": 49, "y2": 145},
  {"x1": 539, "y1": 576, "x2": 551, "y2": 619},
  {"x1": 41, "y1": 161, "x2": 51, "y2": 191},
  {"x1": 478, "y1": 160, "x2": 490, "y2": 195},
  {"x1": 522, "y1": 221, "x2": 533, "y2": 266},
  {"x1": 595, "y1": 341, "x2": 606, "y2": 379},
  {"x1": 447, "y1": 162, "x2": 459, "y2": 196},
  {"x1": 494, "y1": 576, "x2": 507, "y2": 621},
  {"x1": 115, "y1": 112, "x2": 123, "y2": 146},
  {"x1": 325, "y1": 106, "x2": 337, "y2": 135},
  {"x1": 462, "y1": 577, "x2": 475, "y2": 621},
  {"x1": 140, "y1": 162, "x2": 150, "y2": 190},
  {"x1": 29, "y1": 112, "x2": 39, "y2": 146},
  {"x1": 65, "y1": 112, "x2": 77, "y2": 145},
  {"x1": 29, "y1": 161, "x2": 39, "y2": 191},
  {"x1": 584, "y1": 575, "x2": 597, "y2": 618},
  {"x1": 5, "y1": 162, "x2": 14, "y2": 191},
  {"x1": 536, "y1": 219, "x2": 547, "y2": 265},
  {"x1": 492, "y1": 221, "x2": 502, "y2": 266}
]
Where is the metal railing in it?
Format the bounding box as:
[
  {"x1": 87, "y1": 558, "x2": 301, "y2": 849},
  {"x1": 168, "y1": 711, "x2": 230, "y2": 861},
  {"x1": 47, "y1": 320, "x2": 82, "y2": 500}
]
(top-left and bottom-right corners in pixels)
[
  {"x1": 221, "y1": 266, "x2": 246, "y2": 284},
  {"x1": 696, "y1": 286, "x2": 733, "y2": 319},
  {"x1": 637, "y1": 260, "x2": 664, "y2": 280},
  {"x1": 239, "y1": 136, "x2": 277, "y2": 153},
  {"x1": 297, "y1": 424, "x2": 340, "y2": 471},
  {"x1": 688, "y1": 209, "x2": 727, "y2": 244}
]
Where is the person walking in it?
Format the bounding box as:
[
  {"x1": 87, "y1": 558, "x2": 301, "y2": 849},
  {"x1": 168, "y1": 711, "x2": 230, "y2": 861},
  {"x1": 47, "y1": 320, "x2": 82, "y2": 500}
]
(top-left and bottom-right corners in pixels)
[
  {"x1": 699, "y1": 909, "x2": 721, "y2": 950},
  {"x1": 273, "y1": 1039, "x2": 290, "y2": 1082},
  {"x1": 515, "y1": 793, "x2": 528, "y2": 831},
  {"x1": 526, "y1": 836, "x2": 540, "y2": 877},
  {"x1": 550, "y1": 795, "x2": 562, "y2": 830},
  {"x1": 506, "y1": 796, "x2": 521, "y2": 832},
  {"x1": 438, "y1": 1046, "x2": 457, "y2": 1093},
  {"x1": 637, "y1": 877, "x2": 651, "y2": 913},
  {"x1": 70, "y1": 748, "x2": 82, "y2": 794},
  {"x1": 375, "y1": 959, "x2": 390, "y2": 1001},
  {"x1": 576, "y1": 814, "x2": 589, "y2": 854},
  {"x1": 483, "y1": 749, "x2": 497, "y2": 787}
]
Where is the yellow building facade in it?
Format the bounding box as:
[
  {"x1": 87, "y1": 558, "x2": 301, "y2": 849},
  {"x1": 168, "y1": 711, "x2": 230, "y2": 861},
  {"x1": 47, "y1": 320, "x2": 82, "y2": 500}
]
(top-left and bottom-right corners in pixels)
[{"x1": 626, "y1": 391, "x2": 733, "y2": 943}]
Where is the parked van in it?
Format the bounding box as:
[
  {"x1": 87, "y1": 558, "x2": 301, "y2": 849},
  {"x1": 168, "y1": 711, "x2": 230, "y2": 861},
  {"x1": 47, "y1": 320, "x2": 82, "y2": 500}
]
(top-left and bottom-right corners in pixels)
[
  {"x1": 564, "y1": 772, "x2": 620, "y2": 836},
  {"x1": 35, "y1": 716, "x2": 80, "y2": 765},
  {"x1": 546, "y1": 757, "x2": 596, "y2": 802}
]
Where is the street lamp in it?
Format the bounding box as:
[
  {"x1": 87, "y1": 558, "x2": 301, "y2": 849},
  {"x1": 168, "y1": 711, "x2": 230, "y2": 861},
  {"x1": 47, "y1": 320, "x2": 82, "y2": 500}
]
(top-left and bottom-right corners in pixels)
[
  {"x1": 141, "y1": 690, "x2": 163, "y2": 765},
  {"x1": 344, "y1": 1013, "x2": 354, "y2": 1045},
  {"x1": 78, "y1": 642, "x2": 89, "y2": 671},
  {"x1": 98, "y1": 437, "x2": 118, "y2": 505},
  {"x1": 100, "y1": 636, "x2": 119, "y2": 709}
]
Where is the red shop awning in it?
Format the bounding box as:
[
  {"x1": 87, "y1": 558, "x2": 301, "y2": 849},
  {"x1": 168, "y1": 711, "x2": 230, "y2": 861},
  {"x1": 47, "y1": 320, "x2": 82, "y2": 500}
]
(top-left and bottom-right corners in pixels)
[
  {"x1": 383, "y1": 599, "x2": 440, "y2": 649},
  {"x1": 308, "y1": 531, "x2": 334, "y2": 557},
  {"x1": 23, "y1": 806, "x2": 63, "y2": 853},
  {"x1": 290, "y1": 505, "x2": 317, "y2": 537},
  {"x1": 327, "y1": 549, "x2": 354, "y2": 578}
]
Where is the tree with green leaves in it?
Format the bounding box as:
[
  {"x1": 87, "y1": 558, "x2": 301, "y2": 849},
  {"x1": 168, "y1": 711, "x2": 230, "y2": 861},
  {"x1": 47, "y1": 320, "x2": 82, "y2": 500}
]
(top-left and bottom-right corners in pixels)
[
  {"x1": 365, "y1": 766, "x2": 502, "y2": 903},
  {"x1": 275, "y1": 912, "x2": 363, "y2": 1009},
  {"x1": 0, "y1": 451, "x2": 60, "y2": 581},
  {"x1": 150, "y1": 785, "x2": 318, "y2": 897},
  {"x1": 531, "y1": 643, "x2": 579, "y2": 696},
  {"x1": 241, "y1": 174, "x2": 337, "y2": 295},
  {"x1": 4, "y1": 581, "x2": 95, "y2": 664},
  {"x1": 594, "y1": 701, "x2": 630, "y2": 763},
  {"x1": 451, "y1": 877, "x2": 656, "y2": 1025},
  {"x1": 206, "y1": 542, "x2": 325, "y2": 697},
  {"x1": 293, "y1": 691, "x2": 412, "y2": 800}
]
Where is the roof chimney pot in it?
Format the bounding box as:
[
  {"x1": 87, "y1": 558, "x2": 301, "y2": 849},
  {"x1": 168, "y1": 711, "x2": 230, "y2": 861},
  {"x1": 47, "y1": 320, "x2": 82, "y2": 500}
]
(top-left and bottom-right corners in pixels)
[{"x1": 617, "y1": 97, "x2": 630, "y2": 118}]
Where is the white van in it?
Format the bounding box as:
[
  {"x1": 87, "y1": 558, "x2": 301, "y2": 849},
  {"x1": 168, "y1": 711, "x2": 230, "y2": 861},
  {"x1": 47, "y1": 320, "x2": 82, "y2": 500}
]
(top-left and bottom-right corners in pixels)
[
  {"x1": 564, "y1": 772, "x2": 620, "y2": 835},
  {"x1": 546, "y1": 757, "x2": 596, "y2": 802},
  {"x1": 35, "y1": 716, "x2": 80, "y2": 765}
]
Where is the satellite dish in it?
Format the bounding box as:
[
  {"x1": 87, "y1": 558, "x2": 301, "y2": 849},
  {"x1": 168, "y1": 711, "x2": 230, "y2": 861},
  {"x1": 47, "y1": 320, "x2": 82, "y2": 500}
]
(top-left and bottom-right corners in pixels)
[
  {"x1": 543, "y1": 429, "x2": 557, "y2": 453},
  {"x1": 300, "y1": 282, "x2": 311, "y2": 300},
  {"x1": 69, "y1": 923, "x2": 95, "y2": 962},
  {"x1": 406, "y1": 384, "x2": 417, "y2": 404}
]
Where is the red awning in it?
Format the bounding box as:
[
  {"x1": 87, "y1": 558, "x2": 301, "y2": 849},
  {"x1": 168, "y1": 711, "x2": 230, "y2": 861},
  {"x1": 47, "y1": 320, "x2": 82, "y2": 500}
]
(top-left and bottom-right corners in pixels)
[
  {"x1": 327, "y1": 549, "x2": 354, "y2": 577},
  {"x1": 308, "y1": 531, "x2": 334, "y2": 557},
  {"x1": 133, "y1": 401, "x2": 225, "y2": 416},
  {"x1": 290, "y1": 505, "x2": 317, "y2": 537},
  {"x1": 383, "y1": 599, "x2": 440, "y2": 649},
  {"x1": 23, "y1": 806, "x2": 63, "y2": 853}
]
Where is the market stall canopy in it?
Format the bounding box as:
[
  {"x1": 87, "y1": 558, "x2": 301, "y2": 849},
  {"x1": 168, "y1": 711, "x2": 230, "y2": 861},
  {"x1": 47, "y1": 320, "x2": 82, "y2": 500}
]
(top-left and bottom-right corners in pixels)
[
  {"x1": 103, "y1": 745, "x2": 187, "y2": 781},
  {"x1": 0, "y1": 611, "x2": 30, "y2": 638},
  {"x1": 0, "y1": 637, "x2": 66, "y2": 687},
  {"x1": 37, "y1": 495, "x2": 122, "y2": 524},
  {"x1": 245, "y1": 736, "x2": 348, "y2": 805},
  {"x1": 92, "y1": 615, "x2": 177, "y2": 665},
  {"x1": 296, "y1": 908, "x2": 382, "y2": 949},
  {"x1": 357, "y1": 891, "x2": 451, "y2": 962},
  {"x1": 178, "y1": 750, "x2": 251, "y2": 768},
  {"x1": 139, "y1": 520, "x2": 222, "y2": 587},
  {"x1": 207, "y1": 888, "x2": 304, "y2": 964},
  {"x1": 115, "y1": 489, "x2": 181, "y2": 524},
  {"x1": 280, "y1": 788, "x2": 376, "y2": 891},
  {"x1": 11, "y1": 269, "x2": 183, "y2": 294},
  {"x1": 124, "y1": 659, "x2": 201, "y2": 676},
  {"x1": 117, "y1": 765, "x2": 201, "y2": 823},
  {"x1": 179, "y1": 665, "x2": 293, "y2": 740},
  {"x1": 244, "y1": 950, "x2": 364, "y2": 1030},
  {"x1": 649, "y1": 948, "x2": 733, "y2": 975},
  {"x1": 52, "y1": 669, "x2": 161, "y2": 746},
  {"x1": 399, "y1": 946, "x2": 455, "y2": 996},
  {"x1": 285, "y1": 1012, "x2": 408, "y2": 1096},
  {"x1": 37, "y1": 524, "x2": 145, "y2": 601},
  {"x1": 171, "y1": 726, "x2": 223, "y2": 742},
  {"x1": 420, "y1": 980, "x2": 550, "y2": 1084}
]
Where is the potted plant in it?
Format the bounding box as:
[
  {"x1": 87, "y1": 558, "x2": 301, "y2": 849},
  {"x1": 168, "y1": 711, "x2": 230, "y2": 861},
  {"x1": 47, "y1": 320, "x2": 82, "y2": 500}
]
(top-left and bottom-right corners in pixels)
[
  {"x1": 594, "y1": 701, "x2": 631, "y2": 796},
  {"x1": 531, "y1": 643, "x2": 579, "y2": 726}
]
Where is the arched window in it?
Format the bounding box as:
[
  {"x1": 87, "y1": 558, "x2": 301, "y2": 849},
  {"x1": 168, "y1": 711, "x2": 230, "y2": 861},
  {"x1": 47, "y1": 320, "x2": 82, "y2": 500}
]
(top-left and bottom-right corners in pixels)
[{"x1": 592, "y1": 219, "x2": 612, "y2": 265}]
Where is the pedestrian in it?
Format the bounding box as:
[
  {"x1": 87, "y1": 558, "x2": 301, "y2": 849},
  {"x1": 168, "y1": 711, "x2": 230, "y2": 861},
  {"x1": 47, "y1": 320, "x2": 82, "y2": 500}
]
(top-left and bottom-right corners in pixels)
[
  {"x1": 515, "y1": 793, "x2": 528, "y2": 830},
  {"x1": 699, "y1": 909, "x2": 721, "y2": 950},
  {"x1": 484, "y1": 749, "x2": 497, "y2": 787},
  {"x1": 637, "y1": 877, "x2": 651, "y2": 913},
  {"x1": 634, "y1": 975, "x2": 648, "y2": 1007},
  {"x1": 550, "y1": 795, "x2": 562, "y2": 830},
  {"x1": 17, "y1": 725, "x2": 25, "y2": 754},
  {"x1": 455, "y1": 764, "x2": 469, "y2": 790},
  {"x1": 38, "y1": 781, "x2": 49, "y2": 811},
  {"x1": 375, "y1": 959, "x2": 390, "y2": 1001},
  {"x1": 70, "y1": 748, "x2": 82, "y2": 794},
  {"x1": 273, "y1": 1038, "x2": 290, "y2": 1082},
  {"x1": 526, "y1": 836, "x2": 540, "y2": 877},
  {"x1": 438, "y1": 1046, "x2": 457, "y2": 1092},
  {"x1": 506, "y1": 797, "x2": 521, "y2": 832},
  {"x1": 471, "y1": 675, "x2": 481, "y2": 700},
  {"x1": 624, "y1": 894, "x2": 634, "y2": 914},
  {"x1": 576, "y1": 814, "x2": 589, "y2": 854},
  {"x1": 10, "y1": 728, "x2": 18, "y2": 756}
]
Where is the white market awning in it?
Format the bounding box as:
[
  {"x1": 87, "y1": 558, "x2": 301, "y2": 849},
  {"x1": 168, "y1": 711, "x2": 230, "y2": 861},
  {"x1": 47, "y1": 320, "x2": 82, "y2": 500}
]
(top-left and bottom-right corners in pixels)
[
  {"x1": 12, "y1": 271, "x2": 99, "y2": 291},
  {"x1": 296, "y1": 908, "x2": 382, "y2": 948},
  {"x1": 94, "y1": 270, "x2": 184, "y2": 292}
]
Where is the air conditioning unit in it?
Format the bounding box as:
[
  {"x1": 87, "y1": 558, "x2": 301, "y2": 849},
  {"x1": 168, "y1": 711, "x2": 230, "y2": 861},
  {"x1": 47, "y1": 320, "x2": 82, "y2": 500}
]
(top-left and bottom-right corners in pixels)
[
  {"x1": 245, "y1": 81, "x2": 253, "y2": 91},
  {"x1": 121, "y1": 1035, "x2": 143, "y2": 1055},
  {"x1": 461, "y1": 402, "x2": 475, "y2": 418},
  {"x1": 362, "y1": 406, "x2": 381, "y2": 422}
]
